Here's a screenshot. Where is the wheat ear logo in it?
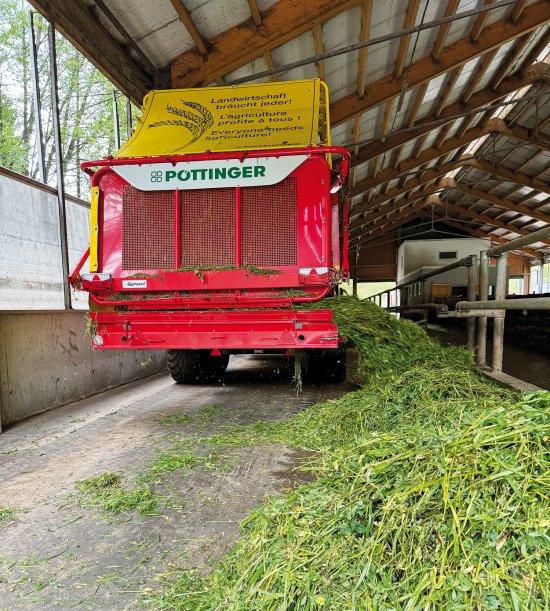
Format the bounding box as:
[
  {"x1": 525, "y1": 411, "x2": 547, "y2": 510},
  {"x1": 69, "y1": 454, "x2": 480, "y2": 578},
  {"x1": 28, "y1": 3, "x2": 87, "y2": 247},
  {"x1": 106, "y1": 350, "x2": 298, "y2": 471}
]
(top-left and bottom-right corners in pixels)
[{"x1": 148, "y1": 100, "x2": 213, "y2": 151}]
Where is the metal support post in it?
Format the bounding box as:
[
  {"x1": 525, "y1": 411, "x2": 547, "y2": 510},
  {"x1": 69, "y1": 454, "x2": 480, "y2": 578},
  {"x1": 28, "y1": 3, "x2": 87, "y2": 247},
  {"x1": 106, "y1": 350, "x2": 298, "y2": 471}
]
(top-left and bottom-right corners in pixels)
[
  {"x1": 112, "y1": 90, "x2": 121, "y2": 150},
  {"x1": 48, "y1": 22, "x2": 71, "y2": 309},
  {"x1": 126, "y1": 97, "x2": 132, "y2": 139},
  {"x1": 476, "y1": 251, "x2": 489, "y2": 368},
  {"x1": 28, "y1": 11, "x2": 46, "y2": 183},
  {"x1": 466, "y1": 255, "x2": 477, "y2": 353},
  {"x1": 352, "y1": 247, "x2": 359, "y2": 296},
  {"x1": 492, "y1": 253, "x2": 508, "y2": 373}
]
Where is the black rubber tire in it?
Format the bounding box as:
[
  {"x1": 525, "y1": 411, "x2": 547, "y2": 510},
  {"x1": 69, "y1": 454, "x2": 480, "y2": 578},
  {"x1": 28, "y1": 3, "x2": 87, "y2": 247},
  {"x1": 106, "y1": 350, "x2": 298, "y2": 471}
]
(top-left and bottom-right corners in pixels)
[
  {"x1": 305, "y1": 346, "x2": 347, "y2": 383},
  {"x1": 167, "y1": 350, "x2": 230, "y2": 384},
  {"x1": 202, "y1": 353, "x2": 230, "y2": 380}
]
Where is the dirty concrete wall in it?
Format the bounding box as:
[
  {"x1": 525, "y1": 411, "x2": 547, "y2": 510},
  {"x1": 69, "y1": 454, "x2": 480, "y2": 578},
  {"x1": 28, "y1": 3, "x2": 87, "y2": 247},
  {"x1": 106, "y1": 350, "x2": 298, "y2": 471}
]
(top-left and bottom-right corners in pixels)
[
  {"x1": 0, "y1": 310, "x2": 166, "y2": 430},
  {"x1": 0, "y1": 168, "x2": 88, "y2": 310}
]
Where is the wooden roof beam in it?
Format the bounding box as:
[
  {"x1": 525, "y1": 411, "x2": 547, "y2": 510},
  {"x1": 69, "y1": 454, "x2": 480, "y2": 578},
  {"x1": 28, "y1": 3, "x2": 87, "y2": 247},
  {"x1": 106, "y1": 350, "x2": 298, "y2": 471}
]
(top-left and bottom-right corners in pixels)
[
  {"x1": 468, "y1": 157, "x2": 550, "y2": 193},
  {"x1": 169, "y1": 0, "x2": 208, "y2": 56},
  {"x1": 331, "y1": 0, "x2": 549, "y2": 126},
  {"x1": 443, "y1": 199, "x2": 550, "y2": 244},
  {"x1": 394, "y1": 0, "x2": 421, "y2": 79},
  {"x1": 27, "y1": 0, "x2": 160, "y2": 104},
  {"x1": 313, "y1": 25, "x2": 326, "y2": 79},
  {"x1": 350, "y1": 0, "x2": 373, "y2": 186},
  {"x1": 351, "y1": 164, "x2": 462, "y2": 218},
  {"x1": 351, "y1": 179, "x2": 456, "y2": 231},
  {"x1": 454, "y1": 183, "x2": 550, "y2": 223},
  {"x1": 462, "y1": 48, "x2": 499, "y2": 103},
  {"x1": 490, "y1": 32, "x2": 531, "y2": 89},
  {"x1": 432, "y1": 0, "x2": 461, "y2": 60},
  {"x1": 351, "y1": 118, "x2": 542, "y2": 197},
  {"x1": 350, "y1": 64, "x2": 548, "y2": 170},
  {"x1": 389, "y1": 82, "x2": 428, "y2": 169},
  {"x1": 469, "y1": 0, "x2": 495, "y2": 42},
  {"x1": 350, "y1": 197, "x2": 437, "y2": 244},
  {"x1": 352, "y1": 161, "x2": 466, "y2": 223},
  {"x1": 245, "y1": 0, "x2": 277, "y2": 79},
  {"x1": 171, "y1": 0, "x2": 360, "y2": 87},
  {"x1": 510, "y1": 0, "x2": 529, "y2": 24}
]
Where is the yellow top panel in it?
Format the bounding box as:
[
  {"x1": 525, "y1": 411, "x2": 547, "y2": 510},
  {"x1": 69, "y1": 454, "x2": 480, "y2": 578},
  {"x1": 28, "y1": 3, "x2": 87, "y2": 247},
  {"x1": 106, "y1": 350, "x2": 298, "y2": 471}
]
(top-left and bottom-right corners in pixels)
[{"x1": 114, "y1": 79, "x2": 324, "y2": 158}]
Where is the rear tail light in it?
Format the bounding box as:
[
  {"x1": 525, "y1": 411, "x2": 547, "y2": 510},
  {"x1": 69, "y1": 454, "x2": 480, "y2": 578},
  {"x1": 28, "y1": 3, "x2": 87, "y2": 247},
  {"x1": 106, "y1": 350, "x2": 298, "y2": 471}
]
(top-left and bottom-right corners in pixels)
[{"x1": 81, "y1": 273, "x2": 112, "y2": 291}]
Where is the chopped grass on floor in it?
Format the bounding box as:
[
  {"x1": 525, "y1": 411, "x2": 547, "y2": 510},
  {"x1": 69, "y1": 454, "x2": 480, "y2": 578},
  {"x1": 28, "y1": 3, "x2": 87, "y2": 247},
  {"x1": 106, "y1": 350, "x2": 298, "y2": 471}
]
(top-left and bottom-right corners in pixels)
[
  {"x1": 76, "y1": 472, "x2": 157, "y2": 516},
  {"x1": 0, "y1": 507, "x2": 23, "y2": 521},
  {"x1": 138, "y1": 447, "x2": 228, "y2": 483},
  {"x1": 196, "y1": 405, "x2": 225, "y2": 420},
  {"x1": 144, "y1": 297, "x2": 550, "y2": 610},
  {"x1": 156, "y1": 413, "x2": 191, "y2": 426}
]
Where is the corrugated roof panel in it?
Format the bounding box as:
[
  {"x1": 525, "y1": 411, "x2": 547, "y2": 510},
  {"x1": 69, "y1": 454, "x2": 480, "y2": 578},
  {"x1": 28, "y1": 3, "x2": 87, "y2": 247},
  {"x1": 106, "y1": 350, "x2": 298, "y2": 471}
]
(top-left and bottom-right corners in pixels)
[
  {"x1": 357, "y1": 107, "x2": 384, "y2": 142},
  {"x1": 187, "y1": 0, "x2": 252, "y2": 41},
  {"x1": 399, "y1": 138, "x2": 418, "y2": 163},
  {"x1": 331, "y1": 120, "x2": 353, "y2": 147},
  {"x1": 223, "y1": 57, "x2": 272, "y2": 84},
  {"x1": 106, "y1": 0, "x2": 194, "y2": 67},
  {"x1": 524, "y1": 151, "x2": 550, "y2": 176},
  {"x1": 365, "y1": 0, "x2": 404, "y2": 83},
  {"x1": 323, "y1": 8, "x2": 361, "y2": 101},
  {"x1": 442, "y1": 0, "x2": 480, "y2": 48},
  {"x1": 508, "y1": 25, "x2": 550, "y2": 74},
  {"x1": 256, "y1": 0, "x2": 280, "y2": 11},
  {"x1": 445, "y1": 56, "x2": 483, "y2": 105},
  {"x1": 385, "y1": 89, "x2": 417, "y2": 134},
  {"x1": 423, "y1": 130, "x2": 440, "y2": 150},
  {"x1": 325, "y1": 52, "x2": 359, "y2": 101},
  {"x1": 473, "y1": 39, "x2": 516, "y2": 92},
  {"x1": 402, "y1": 0, "x2": 445, "y2": 67},
  {"x1": 270, "y1": 32, "x2": 317, "y2": 82}
]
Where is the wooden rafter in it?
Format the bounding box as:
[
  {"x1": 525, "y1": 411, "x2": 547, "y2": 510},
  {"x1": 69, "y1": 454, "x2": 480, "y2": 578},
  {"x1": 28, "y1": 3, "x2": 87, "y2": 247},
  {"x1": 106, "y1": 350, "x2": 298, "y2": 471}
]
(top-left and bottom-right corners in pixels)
[
  {"x1": 469, "y1": 0, "x2": 495, "y2": 43},
  {"x1": 171, "y1": 0, "x2": 360, "y2": 87},
  {"x1": 432, "y1": 0, "x2": 460, "y2": 60},
  {"x1": 351, "y1": 0, "x2": 373, "y2": 185},
  {"x1": 350, "y1": 64, "x2": 547, "y2": 170},
  {"x1": 394, "y1": 0, "x2": 421, "y2": 80},
  {"x1": 246, "y1": 0, "x2": 277, "y2": 79},
  {"x1": 356, "y1": 0, "x2": 372, "y2": 99},
  {"x1": 351, "y1": 180, "x2": 456, "y2": 231},
  {"x1": 462, "y1": 48, "x2": 499, "y2": 103},
  {"x1": 27, "y1": 0, "x2": 160, "y2": 104},
  {"x1": 313, "y1": 25, "x2": 325, "y2": 79},
  {"x1": 331, "y1": 1, "x2": 549, "y2": 126},
  {"x1": 468, "y1": 158, "x2": 550, "y2": 193},
  {"x1": 169, "y1": 0, "x2": 208, "y2": 56},
  {"x1": 351, "y1": 118, "x2": 548, "y2": 197},
  {"x1": 490, "y1": 32, "x2": 531, "y2": 89},
  {"x1": 452, "y1": 183, "x2": 550, "y2": 224},
  {"x1": 352, "y1": 159, "x2": 470, "y2": 216},
  {"x1": 351, "y1": 197, "x2": 437, "y2": 243},
  {"x1": 441, "y1": 199, "x2": 550, "y2": 244}
]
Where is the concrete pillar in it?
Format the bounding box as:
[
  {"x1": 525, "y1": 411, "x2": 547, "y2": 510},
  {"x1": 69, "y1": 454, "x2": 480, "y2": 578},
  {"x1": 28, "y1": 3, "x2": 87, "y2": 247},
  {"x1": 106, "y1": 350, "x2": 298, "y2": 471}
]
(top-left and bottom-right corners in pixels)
[
  {"x1": 492, "y1": 253, "x2": 508, "y2": 373},
  {"x1": 476, "y1": 251, "x2": 489, "y2": 368},
  {"x1": 466, "y1": 255, "x2": 478, "y2": 353}
]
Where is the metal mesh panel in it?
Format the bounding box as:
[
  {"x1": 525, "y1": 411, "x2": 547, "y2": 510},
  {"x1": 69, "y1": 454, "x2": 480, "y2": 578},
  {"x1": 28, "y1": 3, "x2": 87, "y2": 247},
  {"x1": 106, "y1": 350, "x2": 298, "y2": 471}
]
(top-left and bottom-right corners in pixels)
[
  {"x1": 241, "y1": 177, "x2": 297, "y2": 267},
  {"x1": 122, "y1": 186, "x2": 175, "y2": 270},
  {"x1": 180, "y1": 188, "x2": 236, "y2": 266}
]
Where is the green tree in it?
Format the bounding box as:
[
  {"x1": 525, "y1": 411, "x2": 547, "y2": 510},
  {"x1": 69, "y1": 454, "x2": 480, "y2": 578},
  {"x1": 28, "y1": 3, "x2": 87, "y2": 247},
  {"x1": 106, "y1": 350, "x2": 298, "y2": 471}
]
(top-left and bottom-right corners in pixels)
[{"x1": 0, "y1": 0, "x2": 136, "y2": 197}]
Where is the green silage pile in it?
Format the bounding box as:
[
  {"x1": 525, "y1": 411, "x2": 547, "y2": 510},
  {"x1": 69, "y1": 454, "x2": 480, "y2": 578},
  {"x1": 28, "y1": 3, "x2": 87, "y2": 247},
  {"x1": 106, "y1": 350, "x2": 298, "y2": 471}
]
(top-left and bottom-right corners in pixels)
[{"x1": 147, "y1": 298, "x2": 550, "y2": 610}]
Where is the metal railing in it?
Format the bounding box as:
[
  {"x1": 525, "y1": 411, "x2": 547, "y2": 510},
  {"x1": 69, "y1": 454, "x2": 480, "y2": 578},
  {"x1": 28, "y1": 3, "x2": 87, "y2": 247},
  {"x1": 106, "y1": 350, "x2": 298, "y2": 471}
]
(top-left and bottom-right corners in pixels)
[{"x1": 368, "y1": 224, "x2": 550, "y2": 374}]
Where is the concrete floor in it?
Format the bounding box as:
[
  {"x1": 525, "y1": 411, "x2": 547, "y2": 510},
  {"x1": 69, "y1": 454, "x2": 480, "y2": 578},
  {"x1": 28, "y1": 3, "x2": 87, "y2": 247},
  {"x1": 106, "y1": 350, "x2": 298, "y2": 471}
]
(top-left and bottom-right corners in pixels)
[{"x1": 0, "y1": 355, "x2": 356, "y2": 609}]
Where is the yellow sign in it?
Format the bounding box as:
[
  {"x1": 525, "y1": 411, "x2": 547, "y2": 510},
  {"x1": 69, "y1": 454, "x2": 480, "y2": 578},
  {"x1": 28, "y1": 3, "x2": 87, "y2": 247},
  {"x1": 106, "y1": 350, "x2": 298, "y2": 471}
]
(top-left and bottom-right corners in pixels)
[{"x1": 114, "y1": 79, "x2": 324, "y2": 158}]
